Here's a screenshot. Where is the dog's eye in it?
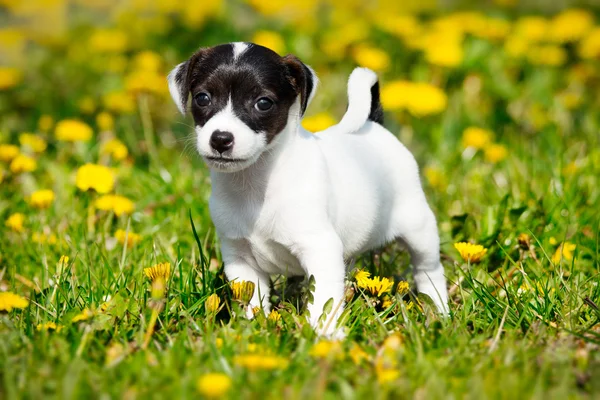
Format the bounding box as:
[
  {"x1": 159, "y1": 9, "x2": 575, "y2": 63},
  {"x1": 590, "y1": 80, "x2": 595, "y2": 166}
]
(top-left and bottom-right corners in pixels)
[
  {"x1": 194, "y1": 93, "x2": 211, "y2": 107},
  {"x1": 255, "y1": 97, "x2": 273, "y2": 111}
]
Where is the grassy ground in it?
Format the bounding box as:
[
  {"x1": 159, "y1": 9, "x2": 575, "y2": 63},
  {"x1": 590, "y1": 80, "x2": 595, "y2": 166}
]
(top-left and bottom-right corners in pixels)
[{"x1": 1, "y1": 2, "x2": 600, "y2": 398}]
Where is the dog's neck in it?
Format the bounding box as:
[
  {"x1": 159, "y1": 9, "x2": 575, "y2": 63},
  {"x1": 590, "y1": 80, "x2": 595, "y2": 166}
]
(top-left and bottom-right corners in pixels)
[{"x1": 210, "y1": 100, "x2": 303, "y2": 197}]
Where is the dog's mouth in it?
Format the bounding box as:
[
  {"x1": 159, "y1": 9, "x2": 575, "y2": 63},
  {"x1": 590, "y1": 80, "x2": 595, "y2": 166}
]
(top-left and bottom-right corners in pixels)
[
  {"x1": 205, "y1": 156, "x2": 247, "y2": 164},
  {"x1": 204, "y1": 156, "x2": 249, "y2": 170}
]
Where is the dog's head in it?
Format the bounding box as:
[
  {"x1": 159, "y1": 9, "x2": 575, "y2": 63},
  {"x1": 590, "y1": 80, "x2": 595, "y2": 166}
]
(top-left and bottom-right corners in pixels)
[{"x1": 168, "y1": 42, "x2": 317, "y2": 172}]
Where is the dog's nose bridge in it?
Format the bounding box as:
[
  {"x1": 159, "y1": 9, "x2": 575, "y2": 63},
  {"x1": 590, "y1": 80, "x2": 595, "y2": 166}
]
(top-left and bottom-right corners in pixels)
[{"x1": 210, "y1": 130, "x2": 235, "y2": 154}]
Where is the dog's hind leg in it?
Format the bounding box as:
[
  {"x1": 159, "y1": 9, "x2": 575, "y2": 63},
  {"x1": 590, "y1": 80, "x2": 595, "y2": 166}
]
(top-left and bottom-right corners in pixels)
[{"x1": 394, "y1": 199, "x2": 449, "y2": 315}]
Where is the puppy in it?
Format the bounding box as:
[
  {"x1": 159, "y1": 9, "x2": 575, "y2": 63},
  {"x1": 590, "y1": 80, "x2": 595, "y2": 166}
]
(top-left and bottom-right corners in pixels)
[{"x1": 168, "y1": 42, "x2": 449, "y2": 337}]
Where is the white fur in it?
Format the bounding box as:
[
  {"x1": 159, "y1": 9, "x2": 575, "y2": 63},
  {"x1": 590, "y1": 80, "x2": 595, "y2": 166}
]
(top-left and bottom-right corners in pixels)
[
  {"x1": 171, "y1": 64, "x2": 449, "y2": 338},
  {"x1": 336, "y1": 68, "x2": 378, "y2": 133},
  {"x1": 196, "y1": 99, "x2": 267, "y2": 172},
  {"x1": 232, "y1": 42, "x2": 249, "y2": 60},
  {"x1": 167, "y1": 62, "x2": 187, "y2": 114},
  {"x1": 211, "y1": 68, "x2": 448, "y2": 337}
]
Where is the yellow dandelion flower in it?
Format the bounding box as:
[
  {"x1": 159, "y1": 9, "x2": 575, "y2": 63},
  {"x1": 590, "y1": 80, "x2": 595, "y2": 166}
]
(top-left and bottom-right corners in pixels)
[
  {"x1": 132, "y1": 51, "x2": 162, "y2": 73},
  {"x1": 88, "y1": 29, "x2": 128, "y2": 53},
  {"x1": 103, "y1": 91, "x2": 136, "y2": 114},
  {"x1": 354, "y1": 269, "x2": 371, "y2": 287},
  {"x1": 513, "y1": 16, "x2": 549, "y2": 42},
  {"x1": 309, "y1": 340, "x2": 343, "y2": 359},
  {"x1": 115, "y1": 229, "x2": 141, "y2": 248},
  {"x1": 374, "y1": 14, "x2": 421, "y2": 38},
  {"x1": 396, "y1": 281, "x2": 410, "y2": 295},
  {"x1": 267, "y1": 309, "x2": 281, "y2": 324},
  {"x1": 197, "y1": 373, "x2": 232, "y2": 398},
  {"x1": 349, "y1": 343, "x2": 369, "y2": 365},
  {"x1": 0, "y1": 67, "x2": 22, "y2": 90},
  {"x1": 252, "y1": 30, "x2": 286, "y2": 55},
  {"x1": 96, "y1": 112, "x2": 114, "y2": 132},
  {"x1": 76, "y1": 163, "x2": 115, "y2": 194},
  {"x1": 19, "y1": 133, "x2": 47, "y2": 153},
  {"x1": 504, "y1": 35, "x2": 529, "y2": 58},
  {"x1": 424, "y1": 166, "x2": 447, "y2": 191},
  {"x1": 233, "y1": 354, "x2": 289, "y2": 370},
  {"x1": 230, "y1": 280, "x2": 255, "y2": 303},
  {"x1": 302, "y1": 112, "x2": 336, "y2": 132},
  {"x1": 37, "y1": 322, "x2": 63, "y2": 332},
  {"x1": 95, "y1": 194, "x2": 135, "y2": 216},
  {"x1": 381, "y1": 295, "x2": 394, "y2": 309},
  {"x1": 100, "y1": 138, "x2": 128, "y2": 161},
  {"x1": 10, "y1": 154, "x2": 37, "y2": 173},
  {"x1": 5, "y1": 213, "x2": 25, "y2": 232},
  {"x1": 0, "y1": 144, "x2": 19, "y2": 162},
  {"x1": 424, "y1": 40, "x2": 463, "y2": 68},
  {"x1": 124, "y1": 70, "x2": 167, "y2": 95},
  {"x1": 205, "y1": 293, "x2": 221, "y2": 313},
  {"x1": 526, "y1": 45, "x2": 567, "y2": 67},
  {"x1": 71, "y1": 308, "x2": 94, "y2": 322},
  {"x1": 376, "y1": 367, "x2": 400, "y2": 384},
  {"x1": 32, "y1": 232, "x2": 58, "y2": 245},
  {"x1": 484, "y1": 144, "x2": 508, "y2": 163},
  {"x1": 0, "y1": 292, "x2": 29, "y2": 311},
  {"x1": 517, "y1": 233, "x2": 531, "y2": 250},
  {"x1": 29, "y1": 189, "x2": 55, "y2": 209},
  {"x1": 381, "y1": 81, "x2": 448, "y2": 116},
  {"x1": 38, "y1": 115, "x2": 54, "y2": 132},
  {"x1": 405, "y1": 83, "x2": 448, "y2": 117},
  {"x1": 454, "y1": 242, "x2": 488, "y2": 263},
  {"x1": 462, "y1": 127, "x2": 493, "y2": 150},
  {"x1": 380, "y1": 80, "x2": 412, "y2": 110},
  {"x1": 361, "y1": 276, "x2": 394, "y2": 297},
  {"x1": 144, "y1": 262, "x2": 170, "y2": 282},
  {"x1": 549, "y1": 9, "x2": 594, "y2": 43},
  {"x1": 55, "y1": 119, "x2": 93, "y2": 142},
  {"x1": 58, "y1": 255, "x2": 69, "y2": 266},
  {"x1": 247, "y1": 343, "x2": 258, "y2": 352},
  {"x1": 352, "y1": 44, "x2": 390, "y2": 71},
  {"x1": 552, "y1": 242, "x2": 576, "y2": 265},
  {"x1": 215, "y1": 338, "x2": 223, "y2": 349},
  {"x1": 578, "y1": 27, "x2": 600, "y2": 59}
]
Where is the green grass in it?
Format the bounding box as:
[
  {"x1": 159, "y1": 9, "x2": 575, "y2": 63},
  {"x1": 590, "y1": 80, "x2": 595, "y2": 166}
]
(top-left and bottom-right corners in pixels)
[{"x1": 1, "y1": 2, "x2": 600, "y2": 399}]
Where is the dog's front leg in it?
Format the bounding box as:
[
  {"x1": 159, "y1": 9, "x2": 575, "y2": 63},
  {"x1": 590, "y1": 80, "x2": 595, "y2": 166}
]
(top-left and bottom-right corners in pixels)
[
  {"x1": 221, "y1": 238, "x2": 271, "y2": 319},
  {"x1": 295, "y1": 233, "x2": 346, "y2": 338}
]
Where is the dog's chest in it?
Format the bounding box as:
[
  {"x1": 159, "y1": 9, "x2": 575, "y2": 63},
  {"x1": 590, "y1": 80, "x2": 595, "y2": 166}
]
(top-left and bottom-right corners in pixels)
[{"x1": 209, "y1": 191, "x2": 304, "y2": 275}]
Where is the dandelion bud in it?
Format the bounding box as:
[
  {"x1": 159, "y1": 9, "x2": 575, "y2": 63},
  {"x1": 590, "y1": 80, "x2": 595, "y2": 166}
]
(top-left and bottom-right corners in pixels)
[
  {"x1": 267, "y1": 310, "x2": 281, "y2": 324},
  {"x1": 205, "y1": 293, "x2": 220, "y2": 313},
  {"x1": 396, "y1": 281, "x2": 409, "y2": 296}
]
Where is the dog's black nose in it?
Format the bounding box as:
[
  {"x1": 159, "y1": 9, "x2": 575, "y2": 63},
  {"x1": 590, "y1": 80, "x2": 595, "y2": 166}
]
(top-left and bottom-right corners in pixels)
[{"x1": 210, "y1": 130, "x2": 234, "y2": 154}]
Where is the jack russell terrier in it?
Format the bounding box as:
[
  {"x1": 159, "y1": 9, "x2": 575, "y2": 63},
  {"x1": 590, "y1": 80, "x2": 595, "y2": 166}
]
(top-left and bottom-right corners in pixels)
[{"x1": 168, "y1": 42, "x2": 449, "y2": 337}]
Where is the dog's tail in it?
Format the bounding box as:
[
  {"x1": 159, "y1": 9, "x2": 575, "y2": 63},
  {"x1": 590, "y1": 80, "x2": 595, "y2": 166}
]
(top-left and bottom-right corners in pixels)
[{"x1": 337, "y1": 67, "x2": 383, "y2": 133}]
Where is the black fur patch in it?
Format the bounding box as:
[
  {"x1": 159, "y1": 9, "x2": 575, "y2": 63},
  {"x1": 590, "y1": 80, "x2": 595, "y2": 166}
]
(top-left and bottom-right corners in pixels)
[
  {"x1": 182, "y1": 43, "x2": 310, "y2": 144},
  {"x1": 368, "y1": 81, "x2": 384, "y2": 124}
]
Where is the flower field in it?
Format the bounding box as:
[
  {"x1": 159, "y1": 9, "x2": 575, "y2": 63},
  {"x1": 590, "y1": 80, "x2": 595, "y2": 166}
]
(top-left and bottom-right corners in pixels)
[{"x1": 1, "y1": 0, "x2": 599, "y2": 398}]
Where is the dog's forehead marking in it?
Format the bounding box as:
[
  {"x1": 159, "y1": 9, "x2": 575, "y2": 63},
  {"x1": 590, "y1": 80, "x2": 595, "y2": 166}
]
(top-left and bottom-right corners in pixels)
[{"x1": 232, "y1": 42, "x2": 249, "y2": 60}]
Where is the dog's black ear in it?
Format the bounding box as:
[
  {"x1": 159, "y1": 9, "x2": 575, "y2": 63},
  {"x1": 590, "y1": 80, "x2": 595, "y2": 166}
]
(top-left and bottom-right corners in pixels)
[
  {"x1": 167, "y1": 49, "x2": 206, "y2": 114},
  {"x1": 282, "y1": 55, "x2": 318, "y2": 116}
]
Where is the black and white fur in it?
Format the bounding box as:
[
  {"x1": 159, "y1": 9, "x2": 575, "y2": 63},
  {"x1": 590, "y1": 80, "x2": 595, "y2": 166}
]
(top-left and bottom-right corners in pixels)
[{"x1": 168, "y1": 42, "x2": 449, "y2": 337}]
